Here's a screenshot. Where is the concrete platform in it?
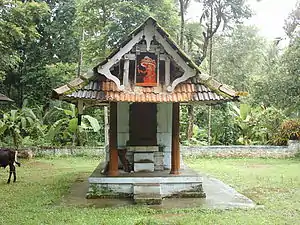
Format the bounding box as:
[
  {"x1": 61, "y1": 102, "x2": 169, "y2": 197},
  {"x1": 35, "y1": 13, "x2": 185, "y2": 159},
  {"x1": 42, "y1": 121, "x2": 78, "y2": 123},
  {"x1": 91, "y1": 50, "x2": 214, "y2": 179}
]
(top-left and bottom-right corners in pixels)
[
  {"x1": 87, "y1": 162, "x2": 205, "y2": 201},
  {"x1": 62, "y1": 173, "x2": 256, "y2": 209},
  {"x1": 201, "y1": 173, "x2": 255, "y2": 209}
]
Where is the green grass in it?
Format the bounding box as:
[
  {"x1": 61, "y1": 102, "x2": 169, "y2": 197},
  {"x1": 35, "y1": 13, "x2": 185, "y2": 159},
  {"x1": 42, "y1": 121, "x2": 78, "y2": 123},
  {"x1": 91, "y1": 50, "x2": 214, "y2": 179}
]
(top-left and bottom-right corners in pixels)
[{"x1": 0, "y1": 156, "x2": 299, "y2": 225}]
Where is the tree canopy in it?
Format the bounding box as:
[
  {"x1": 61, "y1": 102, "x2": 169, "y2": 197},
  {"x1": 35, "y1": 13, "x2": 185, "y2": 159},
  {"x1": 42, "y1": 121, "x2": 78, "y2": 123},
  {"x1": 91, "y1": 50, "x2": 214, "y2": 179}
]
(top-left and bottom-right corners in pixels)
[{"x1": 0, "y1": 0, "x2": 299, "y2": 147}]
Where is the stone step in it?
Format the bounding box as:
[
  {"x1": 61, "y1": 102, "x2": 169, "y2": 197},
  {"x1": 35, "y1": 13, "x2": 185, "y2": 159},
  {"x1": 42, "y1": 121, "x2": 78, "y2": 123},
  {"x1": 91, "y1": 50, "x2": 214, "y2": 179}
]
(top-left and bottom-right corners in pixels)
[
  {"x1": 133, "y1": 183, "x2": 161, "y2": 195},
  {"x1": 134, "y1": 152, "x2": 154, "y2": 162},
  {"x1": 134, "y1": 162, "x2": 154, "y2": 172},
  {"x1": 134, "y1": 193, "x2": 162, "y2": 205},
  {"x1": 128, "y1": 146, "x2": 159, "y2": 152},
  {"x1": 154, "y1": 165, "x2": 164, "y2": 171}
]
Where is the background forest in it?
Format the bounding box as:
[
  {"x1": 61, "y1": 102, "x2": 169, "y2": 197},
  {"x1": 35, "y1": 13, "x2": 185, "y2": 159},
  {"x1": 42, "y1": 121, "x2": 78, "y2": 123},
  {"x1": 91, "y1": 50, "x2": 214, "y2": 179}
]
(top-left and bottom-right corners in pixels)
[{"x1": 0, "y1": 0, "x2": 299, "y2": 148}]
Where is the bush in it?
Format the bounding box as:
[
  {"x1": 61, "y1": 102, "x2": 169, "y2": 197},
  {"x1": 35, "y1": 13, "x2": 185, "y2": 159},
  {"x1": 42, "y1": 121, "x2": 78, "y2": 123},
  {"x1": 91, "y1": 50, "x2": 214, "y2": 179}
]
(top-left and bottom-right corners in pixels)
[{"x1": 273, "y1": 119, "x2": 300, "y2": 145}]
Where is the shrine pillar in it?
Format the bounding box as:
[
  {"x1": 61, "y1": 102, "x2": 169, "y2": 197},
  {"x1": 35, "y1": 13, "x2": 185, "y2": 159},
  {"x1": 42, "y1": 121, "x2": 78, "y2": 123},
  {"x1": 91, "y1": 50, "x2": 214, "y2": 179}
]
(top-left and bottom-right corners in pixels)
[
  {"x1": 170, "y1": 102, "x2": 180, "y2": 175},
  {"x1": 108, "y1": 102, "x2": 119, "y2": 176}
]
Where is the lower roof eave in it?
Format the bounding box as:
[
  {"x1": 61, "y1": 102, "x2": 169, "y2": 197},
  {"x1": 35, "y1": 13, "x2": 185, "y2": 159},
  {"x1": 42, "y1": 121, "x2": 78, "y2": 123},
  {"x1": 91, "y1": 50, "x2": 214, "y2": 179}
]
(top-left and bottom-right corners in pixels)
[{"x1": 58, "y1": 95, "x2": 238, "y2": 105}]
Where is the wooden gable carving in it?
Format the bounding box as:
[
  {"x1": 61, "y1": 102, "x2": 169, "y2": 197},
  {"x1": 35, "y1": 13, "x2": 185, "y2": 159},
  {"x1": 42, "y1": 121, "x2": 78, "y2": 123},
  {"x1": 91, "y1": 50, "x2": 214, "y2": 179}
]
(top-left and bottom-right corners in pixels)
[{"x1": 96, "y1": 17, "x2": 208, "y2": 92}]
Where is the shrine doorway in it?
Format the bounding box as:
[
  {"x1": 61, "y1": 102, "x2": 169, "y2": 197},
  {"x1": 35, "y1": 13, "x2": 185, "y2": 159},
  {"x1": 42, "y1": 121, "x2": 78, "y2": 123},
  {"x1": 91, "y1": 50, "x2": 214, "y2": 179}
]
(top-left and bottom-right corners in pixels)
[{"x1": 129, "y1": 103, "x2": 157, "y2": 146}]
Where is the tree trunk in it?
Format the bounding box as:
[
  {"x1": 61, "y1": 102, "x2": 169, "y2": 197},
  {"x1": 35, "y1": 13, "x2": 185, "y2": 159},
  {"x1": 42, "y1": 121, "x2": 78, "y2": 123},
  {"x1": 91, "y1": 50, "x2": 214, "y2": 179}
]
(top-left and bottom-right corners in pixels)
[
  {"x1": 208, "y1": 106, "x2": 212, "y2": 145},
  {"x1": 179, "y1": 0, "x2": 195, "y2": 142},
  {"x1": 179, "y1": 0, "x2": 185, "y2": 48},
  {"x1": 77, "y1": 28, "x2": 84, "y2": 77}
]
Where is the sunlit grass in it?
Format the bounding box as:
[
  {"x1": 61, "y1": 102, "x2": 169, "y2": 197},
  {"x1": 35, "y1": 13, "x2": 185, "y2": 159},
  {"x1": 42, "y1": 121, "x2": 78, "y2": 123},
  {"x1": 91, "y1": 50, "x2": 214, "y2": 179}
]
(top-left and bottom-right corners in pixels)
[{"x1": 0, "y1": 156, "x2": 299, "y2": 225}]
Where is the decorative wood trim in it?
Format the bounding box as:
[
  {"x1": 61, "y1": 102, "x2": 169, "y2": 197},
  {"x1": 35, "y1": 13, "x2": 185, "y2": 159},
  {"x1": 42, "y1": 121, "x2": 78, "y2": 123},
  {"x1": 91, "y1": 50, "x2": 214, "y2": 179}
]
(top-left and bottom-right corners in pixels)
[
  {"x1": 97, "y1": 19, "x2": 199, "y2": 92},
  {"x1": 123, "y1": 58, "x2": 129, "y2": 88},
  {"x1": 136, "y1": 44, "x2": 162, "y2": 54},
  {"x1": 124, "y1": 54, "x2": 136, "y2": 60},
  {"x1": 165, "y1": 56, "x2": 170, "y2": 87},
  {"x1": 154, "y1": 30, "x2": 197, "y2": 92},
  {"x1": 134, "y1": 52, "x2": 138, "y2": 84},
  {"x1": 97, "y1": 31, "x2": 145, "y2": 91},
  {"x1": 125, "y1": 53, "x2": 167, "y2": 60},
  {"x1": 143, "y1": 20, "x2": 156, "y2": 51},
  {"x1": 97, "y1": 20, "x2": 157, "y2": 90}
]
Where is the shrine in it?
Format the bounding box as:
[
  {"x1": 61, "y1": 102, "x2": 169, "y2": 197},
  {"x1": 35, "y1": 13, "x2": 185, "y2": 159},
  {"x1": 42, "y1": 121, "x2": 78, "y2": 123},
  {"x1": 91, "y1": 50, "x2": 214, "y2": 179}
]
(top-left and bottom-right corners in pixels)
[{"x1": 53, "y1": 17, "x2": 238, "y2": 204}]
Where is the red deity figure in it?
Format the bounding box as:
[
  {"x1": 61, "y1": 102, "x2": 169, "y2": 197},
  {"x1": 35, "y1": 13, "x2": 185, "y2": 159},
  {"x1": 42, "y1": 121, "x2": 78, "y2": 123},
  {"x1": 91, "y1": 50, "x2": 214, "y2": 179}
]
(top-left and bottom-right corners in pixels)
[{"x1": 136, "y1": 55, "x2": 157, "y2": 86}]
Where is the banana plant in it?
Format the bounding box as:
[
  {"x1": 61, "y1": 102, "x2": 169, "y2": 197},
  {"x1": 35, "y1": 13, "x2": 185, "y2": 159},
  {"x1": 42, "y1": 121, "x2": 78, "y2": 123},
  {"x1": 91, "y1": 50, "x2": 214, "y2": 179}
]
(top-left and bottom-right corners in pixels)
[
  {"x1": 45, "y1": 103, "x2": 100, "y2": 146},
  {"x1": 230, "y1": 103, "x2": 255, "y2": 145},
  {"x1": 0, "y1": 107, "x2": 44, "y2": 148}
]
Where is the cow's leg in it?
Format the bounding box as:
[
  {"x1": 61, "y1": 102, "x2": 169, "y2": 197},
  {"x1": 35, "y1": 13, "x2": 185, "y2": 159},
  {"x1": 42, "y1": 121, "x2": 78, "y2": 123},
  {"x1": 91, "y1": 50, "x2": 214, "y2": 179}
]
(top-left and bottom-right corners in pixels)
[
  {"x1": 7, "y1": 171, "x2": 12, "y2": 184},
  {"x1": 13, "y1": 170, "x2": 17, "y2": 182},
  {"x1": 8, "y1": 164, "x2": 16, "y2": 184}
]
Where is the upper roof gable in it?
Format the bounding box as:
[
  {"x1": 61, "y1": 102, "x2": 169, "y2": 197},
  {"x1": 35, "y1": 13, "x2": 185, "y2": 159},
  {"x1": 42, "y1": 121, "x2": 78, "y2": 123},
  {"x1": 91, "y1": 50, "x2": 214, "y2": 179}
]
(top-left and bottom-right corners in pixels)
[
  {"x1": 94, "y1": 17, "x2": 210, "y2": 92},
  {"x1": 53, "y1": 17, "x2": 239, "y2": 103}
]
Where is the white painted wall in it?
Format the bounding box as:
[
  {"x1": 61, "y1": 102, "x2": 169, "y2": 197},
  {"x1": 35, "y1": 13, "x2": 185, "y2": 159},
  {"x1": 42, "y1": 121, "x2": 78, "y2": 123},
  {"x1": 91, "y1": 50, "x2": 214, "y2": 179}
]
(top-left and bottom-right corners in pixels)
[
  {"x1": 117, "y1": 102, "x2": 130, "y2": 149},
  {"x1": 115, "y1": 102, "x2": 174, "y2": 170},
  {"x1": 157, "y1": 103, "x2": 172, "y2": 169}
]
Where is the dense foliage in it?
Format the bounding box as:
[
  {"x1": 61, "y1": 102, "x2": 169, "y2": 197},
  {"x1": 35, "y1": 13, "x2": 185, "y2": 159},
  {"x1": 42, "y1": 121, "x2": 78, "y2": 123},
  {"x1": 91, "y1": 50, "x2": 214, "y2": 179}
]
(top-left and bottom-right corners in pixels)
[
  {"x1": 0, "y1": 0, "x2": 299, "y2": 147},
  {"x1": 0, "y1": 102, "x2": 103, "y2": 147}
]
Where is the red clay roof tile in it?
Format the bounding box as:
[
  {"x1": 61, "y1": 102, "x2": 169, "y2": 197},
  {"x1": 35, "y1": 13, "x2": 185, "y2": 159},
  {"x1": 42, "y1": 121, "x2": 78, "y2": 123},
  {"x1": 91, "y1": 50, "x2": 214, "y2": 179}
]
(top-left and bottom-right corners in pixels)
[{"x1": 62, "y1": 76, "x2": 233, "y2": 103}]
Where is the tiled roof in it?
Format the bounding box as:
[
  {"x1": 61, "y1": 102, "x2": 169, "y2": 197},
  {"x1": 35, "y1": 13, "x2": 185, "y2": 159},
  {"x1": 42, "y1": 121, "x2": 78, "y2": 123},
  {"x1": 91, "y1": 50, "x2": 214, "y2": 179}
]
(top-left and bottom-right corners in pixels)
[
  {"x1": 53, "y1": 75, "x2": 237, "y2": 104},
  {"x1": 52, "y1": 17, "x2": 239, "y2": 104}
]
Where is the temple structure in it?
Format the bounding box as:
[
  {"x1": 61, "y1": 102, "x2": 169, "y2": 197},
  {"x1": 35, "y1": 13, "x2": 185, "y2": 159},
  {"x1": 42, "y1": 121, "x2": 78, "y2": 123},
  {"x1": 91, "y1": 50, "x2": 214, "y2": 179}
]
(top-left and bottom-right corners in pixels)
[{"x1": 53, "y1": 17, "x2": 238, "y2": 204}]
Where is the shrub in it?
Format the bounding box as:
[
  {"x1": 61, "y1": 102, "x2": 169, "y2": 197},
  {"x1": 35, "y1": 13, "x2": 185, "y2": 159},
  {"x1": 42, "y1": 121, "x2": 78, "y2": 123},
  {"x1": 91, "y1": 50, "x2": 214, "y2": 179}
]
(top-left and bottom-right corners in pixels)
[{"x1": 273, "y1": 119, "x2": 300, "y2": 145}]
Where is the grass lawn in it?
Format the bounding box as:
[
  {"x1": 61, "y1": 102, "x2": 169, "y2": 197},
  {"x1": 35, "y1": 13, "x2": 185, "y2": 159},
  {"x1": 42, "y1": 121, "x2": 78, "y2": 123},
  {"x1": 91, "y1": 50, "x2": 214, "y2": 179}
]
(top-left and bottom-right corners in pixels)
[{"x1": 0, "y1": 156, "x2": 299, "y2": 225}]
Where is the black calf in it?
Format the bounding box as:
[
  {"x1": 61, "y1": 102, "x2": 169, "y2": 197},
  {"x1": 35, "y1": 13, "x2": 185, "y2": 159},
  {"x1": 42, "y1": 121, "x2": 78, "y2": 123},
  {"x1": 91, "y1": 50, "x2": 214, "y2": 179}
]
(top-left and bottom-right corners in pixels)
[{"x1": 0, "y1": 148, "x2": 21, "y2": 184}]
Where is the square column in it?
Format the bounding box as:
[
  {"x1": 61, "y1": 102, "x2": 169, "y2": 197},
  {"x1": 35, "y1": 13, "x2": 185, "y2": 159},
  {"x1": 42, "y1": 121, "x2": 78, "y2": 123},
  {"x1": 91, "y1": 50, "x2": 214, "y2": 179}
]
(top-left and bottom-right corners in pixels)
[
  {"x1": 108, "y1": 102, "x2": 119, "y2": 176},
  {"x1": 170, "y1": 102, "x2": 180, "y2": 175}
]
